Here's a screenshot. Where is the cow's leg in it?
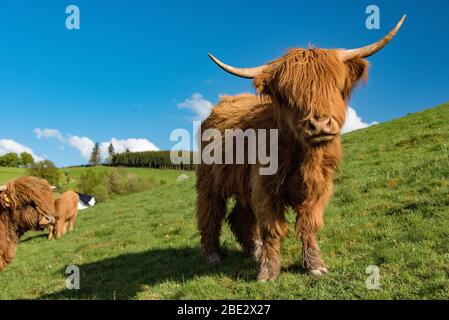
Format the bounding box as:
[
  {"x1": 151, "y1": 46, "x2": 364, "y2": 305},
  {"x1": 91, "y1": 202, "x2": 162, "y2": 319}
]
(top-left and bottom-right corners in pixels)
[
  {"x1": 0, "y1": 242, "x2": 17, "y2": 271},
  {"x1": 0, "y1": 254, "x2": 6, "y2": 272},
  {"x1": 197, "y1": 191, "x2": 227, "y2": 264},
  {"x1": 62, "y1": 222, "x2": 68, "y2": 235},
  {"x1": 0, "y1": 253, "x2": 5, "y2": 272},
  {"x1": 250, "y1": 172, "x2": 289, "y2": 281},
  {"x1": 227, "y1": 201, "x2": 261, "y2": 259},
  {"x1": 252, "y1": 193, "x2": 288, "y2": 281},
  {"x1": 55, "y1": 220, "x2": 65, "y2": 240},
  {"x1": 69, "y1": 213, "x2": 77, "y2": 232},
  {"x1": 48, "y1": 225, "x2": 54, "y2": 240},
  {"x1": 295, "y1": 183, "x2": 332, "y2": 276},
  {"x1": 256, "y1": 208, "x2": 288, "y2": 281}
]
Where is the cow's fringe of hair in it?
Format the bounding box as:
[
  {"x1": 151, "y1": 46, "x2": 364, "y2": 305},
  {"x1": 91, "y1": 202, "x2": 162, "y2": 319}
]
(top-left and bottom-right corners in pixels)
[
  {"x1": 254, "y1": 48, "x2": 368, "y2": 122},
  {"x1": 1, "y1": 177, "x2": 54, "y2": 216}
]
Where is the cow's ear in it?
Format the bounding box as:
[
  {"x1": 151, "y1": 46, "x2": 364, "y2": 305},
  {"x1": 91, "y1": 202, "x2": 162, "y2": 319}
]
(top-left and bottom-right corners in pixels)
[
  {"x1": 0, "y1": 192, "x2": 14, "y2": 210},
  {"x1": 253, "y1": 69, "x2": 273, "y2": 95},
  {"x1": 343, "y1": 58, "x2": 369, "y2": 98}
]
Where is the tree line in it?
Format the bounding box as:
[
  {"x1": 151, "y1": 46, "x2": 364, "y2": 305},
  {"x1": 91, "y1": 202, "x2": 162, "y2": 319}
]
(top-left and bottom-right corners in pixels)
[
  {"x1": 86, "y1": 142, "x2": 196, "y2": 170},
  {"x1": 1, "y1": 144, "x2": 197, "y2": 172},
  {"x1": 110, "y1": 150, "x2": 196, "y2": 171},
  {"x1": 0, "y1": 152, "x2": 35, "y2": 167}
]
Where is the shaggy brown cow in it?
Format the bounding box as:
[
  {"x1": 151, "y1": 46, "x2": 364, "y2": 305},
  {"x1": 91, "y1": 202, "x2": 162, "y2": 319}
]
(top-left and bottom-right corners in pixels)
[
  {"x1": 49, "y1": 191, "x2": 79, "y2": 240},
  {"x1": 197, "y1": 17, "x2": 405, "y2": 280},
  {"x1": 0, "y1": 177, "x2": 55, "y2": 272}
]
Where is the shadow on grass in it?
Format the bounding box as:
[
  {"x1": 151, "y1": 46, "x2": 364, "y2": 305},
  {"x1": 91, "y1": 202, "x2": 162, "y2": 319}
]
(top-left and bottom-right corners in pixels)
[
  {"x1": 39, "y1": 247, "x2": 259, "y2": 300},
  {"x1": 20, "y1": 233, "x2": 49, "y2": 243}
]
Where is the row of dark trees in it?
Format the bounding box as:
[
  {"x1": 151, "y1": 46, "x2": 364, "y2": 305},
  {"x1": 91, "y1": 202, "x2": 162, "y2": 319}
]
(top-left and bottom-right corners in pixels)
[
  {"x1": 110, "y1": 150, "x2": 197, "y2": 171},
  {"x1": 1, "y1": 144, "x2": 196, "y2": 172},
  {"x1": 86, "y1": 142, "x2": 196, "y2": 170}
]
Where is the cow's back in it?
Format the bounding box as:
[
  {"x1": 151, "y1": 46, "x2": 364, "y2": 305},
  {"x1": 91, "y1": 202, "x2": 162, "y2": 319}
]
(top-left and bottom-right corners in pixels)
[
  {"x1": 197, "y1": 93, "x2": 281, "y2": 200},
  {"x1": 54, "y1": 191, "x2": 79, "y2": 219}
]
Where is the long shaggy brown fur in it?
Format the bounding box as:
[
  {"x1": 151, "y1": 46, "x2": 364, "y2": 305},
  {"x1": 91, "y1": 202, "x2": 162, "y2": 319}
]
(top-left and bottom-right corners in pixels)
[
  {"x1": 49, "y1": 191, "x2": 79, "y2": 240},
  {"x1": 0, "y1": 177, "x2": 55, "y2": 272},
  {"x1": 197, "y1": 48, "x2": 369, "y2": 280}
]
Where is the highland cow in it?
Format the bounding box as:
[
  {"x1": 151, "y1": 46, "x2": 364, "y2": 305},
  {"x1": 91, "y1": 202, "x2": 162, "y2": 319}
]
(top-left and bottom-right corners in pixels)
[
  {"x1": 0, "y1": 177, "x2": 55, "y2": 272},
  {"x1": 197, "y1": 17, "x2": 405, "y2": 280},
  {"x1": 49, "y1": 191, "x2": 79, "y2": 240}
]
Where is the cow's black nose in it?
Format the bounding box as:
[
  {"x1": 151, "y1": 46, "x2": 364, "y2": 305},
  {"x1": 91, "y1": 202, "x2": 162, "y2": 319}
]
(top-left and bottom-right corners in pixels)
[
  {"x1": 308, "y1": 117, "x2": 332, "y2": 134},
  {"x1": 47, "y1": 215, "x2": 56, "y2": 225}
]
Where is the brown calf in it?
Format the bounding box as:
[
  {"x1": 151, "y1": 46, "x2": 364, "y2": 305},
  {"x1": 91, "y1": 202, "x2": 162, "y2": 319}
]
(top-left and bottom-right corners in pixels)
[{"x1": 49, "y1": 191, "x2": 79, "y2": 240}]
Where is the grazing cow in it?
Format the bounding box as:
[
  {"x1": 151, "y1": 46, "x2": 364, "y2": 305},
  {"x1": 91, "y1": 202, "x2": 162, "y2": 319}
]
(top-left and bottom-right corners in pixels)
[
  {"x1": 0, "y1": 177, "x2": 55, "y2": 272},
  {"x1": 197, "y1": 17, "x2": 405, "y2": 280},
  {"x1": 49, "y1": 191, "x2": 79, "y2": 240}
]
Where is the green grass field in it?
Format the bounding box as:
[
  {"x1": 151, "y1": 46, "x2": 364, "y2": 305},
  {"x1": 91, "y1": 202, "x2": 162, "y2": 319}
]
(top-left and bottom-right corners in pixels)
[
  {"x1": 0, "y1": 166, "x2": 191, "y2": 186},
  {"x1": 0, "y1": 167, "x2": 25, "y2": 184},
  {"x1": 0, "y1": 102, "x2": 448, "y2": 299}
]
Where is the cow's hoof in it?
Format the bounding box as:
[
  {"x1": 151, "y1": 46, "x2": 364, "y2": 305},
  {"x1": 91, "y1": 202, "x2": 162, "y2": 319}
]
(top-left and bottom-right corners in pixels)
[
  {"x1": 258, "y1": 271, "x2": 278, "y2": 282},
  {"x1": 257, "y1": 264, "x2": 280, "y2": 282},
  {"x1": 204, "y1": 253, "x2": 221, "y2": 265},
  {"x1": 309, "y1": 266, "x2": 328, "y2": 276},
  {"x1": 258, "y1": 268, "x2": 271, "y2": 282}
]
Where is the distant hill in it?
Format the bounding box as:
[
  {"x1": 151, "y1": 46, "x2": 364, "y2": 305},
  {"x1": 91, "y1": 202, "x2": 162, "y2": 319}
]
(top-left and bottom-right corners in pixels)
[
  {"x1": 0, "y1": 102, "x2": 448, "y2": 299},
  {"x1": 0, "y1": 166, "x2": 190, "y2": 186}
]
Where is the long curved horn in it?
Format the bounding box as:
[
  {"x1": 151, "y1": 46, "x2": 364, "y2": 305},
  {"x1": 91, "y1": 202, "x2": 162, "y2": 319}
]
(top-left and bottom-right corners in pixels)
[
  {"x1": 338, "y1": 15, "x2": 406, "y2": 62},
  {"x1": 208, "y1": 53, "x2": 267, "y2": 79},
  {"x1": 0, "y1": 185, "x2": 6, "y2": 192}
]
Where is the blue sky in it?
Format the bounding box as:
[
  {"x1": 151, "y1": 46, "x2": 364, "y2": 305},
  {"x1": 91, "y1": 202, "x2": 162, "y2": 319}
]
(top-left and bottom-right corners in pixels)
[{"x1": 0, "y1": 0, "x2": 448, "y2": 166}]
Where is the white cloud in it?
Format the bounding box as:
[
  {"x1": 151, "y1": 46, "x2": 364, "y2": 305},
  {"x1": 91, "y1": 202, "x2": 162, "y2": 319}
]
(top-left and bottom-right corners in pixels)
[
  {"x1": 177, "y1": 93, "x2": 213, "y2": 120},
  {"x1": 67, "y1": 136, "x2": 95, "y2": 160},
  {"x1": 100, "y1": 138, "x2": 160, "y2": 159},
  {"x1": 68, "y1": 137, "x2": 159, "y2": 160},
  {"x1": 341, "y1": 107, "x2": 378, "y2": 134},
  {"x1": 36, "y1": 128, "x2": 160, "y2": 161},
  {"x1": 0, "y1": 139, "x2": 44, "y2": 162},
  {"x1": 35, "y1": 128, "x2": 96, "y2": 160},
  {"x1": 34, "y1": 128, "x2": 65, "y2": 142}
]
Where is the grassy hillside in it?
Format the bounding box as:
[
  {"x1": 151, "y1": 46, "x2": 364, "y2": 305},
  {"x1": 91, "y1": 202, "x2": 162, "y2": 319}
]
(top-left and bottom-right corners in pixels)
[
  {"x1": 0, "y1": 102, "x2": 448, "y2": 299},
  {"x1": 0, "y1": 166, "x2": 190, "y2": 186},
  {"x1": 0, "y1": 167, "x2": 25, "y2": 184}
]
